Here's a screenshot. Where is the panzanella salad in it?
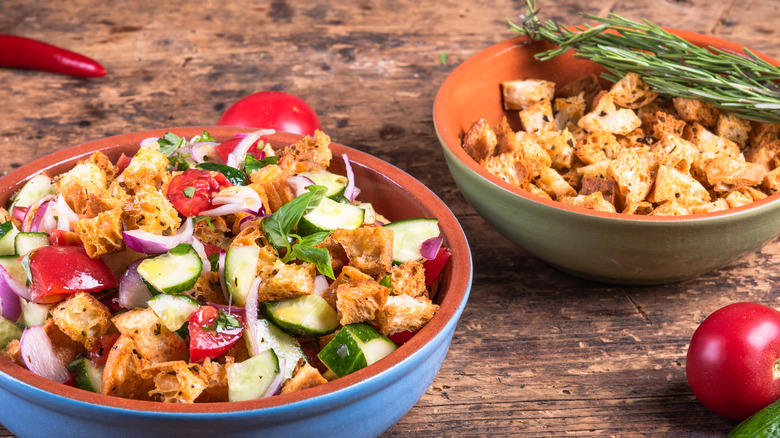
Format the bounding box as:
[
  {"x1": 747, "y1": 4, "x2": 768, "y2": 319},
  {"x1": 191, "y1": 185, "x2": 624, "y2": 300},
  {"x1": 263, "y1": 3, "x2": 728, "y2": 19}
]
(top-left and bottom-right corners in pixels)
[{"x1": 0, "y1": 130, "x2": 450, "y2": 403}]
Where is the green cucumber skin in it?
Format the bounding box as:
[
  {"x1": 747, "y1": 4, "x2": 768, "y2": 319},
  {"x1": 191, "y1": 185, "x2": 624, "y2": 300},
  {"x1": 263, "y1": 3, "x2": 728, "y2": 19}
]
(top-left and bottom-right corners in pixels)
[
  {"x1": 729, "y1": 401, "x2": 780, "y2": 437},
  {"x1": 137, "y1": 244, "x2": 201, "y2": 294},
  {"x1": 384, "y1": 218, "x2": 440, "y2": 263},
  {"x1": 317, "y1": 327, "x2": 367, "y2": 378},
  {"x1": 261, "y1": 295, "x2": 339, "y2": 338}
]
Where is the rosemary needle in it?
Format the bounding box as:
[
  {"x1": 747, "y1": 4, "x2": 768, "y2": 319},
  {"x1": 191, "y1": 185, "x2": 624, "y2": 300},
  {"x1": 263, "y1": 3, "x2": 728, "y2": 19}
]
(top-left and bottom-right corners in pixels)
[{"x1": 507, "y1": 0, "x2": 780, "y2": 123}]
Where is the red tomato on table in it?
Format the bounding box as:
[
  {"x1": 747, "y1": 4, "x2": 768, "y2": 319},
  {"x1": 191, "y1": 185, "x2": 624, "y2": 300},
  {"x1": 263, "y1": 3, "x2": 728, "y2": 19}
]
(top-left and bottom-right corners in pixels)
[
  {"x1": 166, "y1": 169, "x2": 232, "y2": 217},
  {"x1": 188, "y1": 306, "x2": 245, "y2": 363},
  {"x1": 686, "y1": 302, "x2": 780, "y2": 420},
  {"x1": 27, "y1": 246, "x2": 118, "y2": 304},
  {"x1": 217, "y1": 91, "x2": 321, "y2": 136}
]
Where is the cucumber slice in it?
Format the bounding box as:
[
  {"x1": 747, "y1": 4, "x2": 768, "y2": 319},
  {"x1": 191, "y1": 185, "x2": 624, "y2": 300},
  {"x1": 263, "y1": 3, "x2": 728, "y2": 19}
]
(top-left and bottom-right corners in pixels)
[
  {"x1": 261, "y1": 294, "x2": 339, "y2": 338},
  {"x1": 14, "y1": 232, "x2": 50, "y2": 257},
  {"x1": 227, "y1": 348, "x2": 280, "y2": 402},
  {"x1": 137, "y1": 243, "x2": 202, "y2": 294},
  {"x1": 224, "y1": 245, "x2": 259, "y2": 306},
  {"x1": 317, "y1": 323, "x2": 396, "y2": 378},
  {"x1": 297, "y1": 198, "x2": 364, "y2": 236},
  {"x1": 244, "y1": 319, "x2": 304, "y2": 379},
  {"x1": 298, "y1": 170, "x2": 348, "y2": 199},
  {"x1": 384, "y1": 218, "x2": 441, "y2": 263},
  {"x1": 0, "y1": 222, "x2": 19, "y2": 256},
  {"x1": 9, "y1": 174, "x2": 56, "y2": 215},
  {"x1": 147, "y1": 294, "x2": 201, "y2": 331},
  {"x1": 0, "y1": 316, "x2": 23, "y2": 348},
  {"x1": 0, "y1": 255, "x2": 27, "y2": 286},
  {"x1": 67, "y1": 357, "x2": 103, "y2": 393},
  {"x1": 20, "y1": 301, "x2": 52, "y2": 327},
  {"x1": 355, "y1": 202, "x2": 378, "y2": 224}
]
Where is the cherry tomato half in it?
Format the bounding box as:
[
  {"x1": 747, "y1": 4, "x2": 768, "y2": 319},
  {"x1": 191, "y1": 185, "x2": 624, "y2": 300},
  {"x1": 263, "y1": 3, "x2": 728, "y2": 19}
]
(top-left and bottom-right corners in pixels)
[
  {"x1": 188, "y1": 306, "x2": 245, "y2": 363},
  {"x1": 27, "y1": 246, "x2": 118, "y2": 304},
  {"x1": 217, "y1": 91, "x2": 321, "y2": 136},
  {"x1": 166, "y1": 169, "x2": 232, "y2": 217},
  {"x1": 686, "y1": 302, "x2": 780, "y2": 420}
]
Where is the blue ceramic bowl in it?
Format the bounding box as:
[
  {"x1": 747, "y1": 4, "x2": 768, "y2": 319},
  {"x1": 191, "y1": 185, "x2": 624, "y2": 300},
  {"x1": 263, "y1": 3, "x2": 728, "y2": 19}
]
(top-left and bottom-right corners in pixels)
[{"x1": 0, "y1": 128, "x2": 472, "y2": 438}]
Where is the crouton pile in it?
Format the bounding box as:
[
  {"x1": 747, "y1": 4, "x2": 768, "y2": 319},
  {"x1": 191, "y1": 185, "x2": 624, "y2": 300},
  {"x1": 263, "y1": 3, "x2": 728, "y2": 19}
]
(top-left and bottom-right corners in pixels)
[
  {"x1": 1, "y1": 130, "x2": 442, "y2": 403},
  {"x1": 463, "y1": 72, "x2": 779, "y2": 215}
]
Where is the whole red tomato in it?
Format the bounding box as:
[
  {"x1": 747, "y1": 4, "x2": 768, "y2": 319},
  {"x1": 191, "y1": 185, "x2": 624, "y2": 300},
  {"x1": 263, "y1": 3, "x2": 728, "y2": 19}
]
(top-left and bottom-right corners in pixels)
[
  {"x1": 686, "y1": 302, "x2": 780, "y2": 420},
  {"x1": 166, "y1": 168, "x2": 232, "y2": 217},
  {"x1": 217, "y1": 91, "x2": 321, "y2": 136}
]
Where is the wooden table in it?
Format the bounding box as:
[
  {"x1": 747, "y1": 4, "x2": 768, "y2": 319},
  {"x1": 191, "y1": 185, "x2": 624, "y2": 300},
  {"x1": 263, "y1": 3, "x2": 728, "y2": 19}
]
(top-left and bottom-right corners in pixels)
[{"x1": 1, "y1": 0, "x2": 777, "y2": 436}]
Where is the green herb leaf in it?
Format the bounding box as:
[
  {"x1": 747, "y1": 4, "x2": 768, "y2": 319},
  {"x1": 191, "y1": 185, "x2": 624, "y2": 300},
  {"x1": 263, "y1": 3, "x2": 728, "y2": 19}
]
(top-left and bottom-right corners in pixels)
[
  {"x1": 183, "y1": 186, "x2": 196, "y2": 198},
  {"x1": 197, "y1": 162, "x2": 249, "y2": 186},
  {"x1": 193, "y1": 215, "x2": 215, "y2": 231},
  {"x1": 244, "y1": 153, "x2": 278, "y2": 175},
  {"x1": 157, "y1": 132, "x2": 185, "y2": 156},
  {"x1": 203, "y1": 309, "x2": 243, "y2": 332},
  {"x1": 261, "y1": 185, "x2": 328, "y2": 251},
  {"x1": 168, "y1": 243, "x2": 192, "y2": 256},
  {"x1": 199, "y1": 130, "x2": 216, "y2": 142},
  {"x1": 292, "y1": 244, "x2": 335, "y2": 280}
]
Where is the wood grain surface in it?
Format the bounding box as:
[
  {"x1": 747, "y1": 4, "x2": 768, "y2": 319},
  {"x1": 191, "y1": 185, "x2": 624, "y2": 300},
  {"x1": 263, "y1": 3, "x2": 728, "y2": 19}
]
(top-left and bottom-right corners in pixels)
[{"x1": 1, "y1": 0, "x2": 778, "y2": 436}]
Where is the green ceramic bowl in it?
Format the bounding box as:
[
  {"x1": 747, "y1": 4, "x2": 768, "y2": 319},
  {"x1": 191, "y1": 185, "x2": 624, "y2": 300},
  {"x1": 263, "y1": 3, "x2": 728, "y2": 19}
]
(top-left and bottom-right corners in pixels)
[{"x1": 433, "y1": 31, "x2": 780, "y2": 285}]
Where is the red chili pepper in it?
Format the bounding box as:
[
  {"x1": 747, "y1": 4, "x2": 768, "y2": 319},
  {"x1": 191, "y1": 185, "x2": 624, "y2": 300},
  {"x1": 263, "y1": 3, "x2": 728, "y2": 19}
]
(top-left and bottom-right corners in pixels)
[{"x1": 0, "y1": 34, "x2": 106, "y2": 77}]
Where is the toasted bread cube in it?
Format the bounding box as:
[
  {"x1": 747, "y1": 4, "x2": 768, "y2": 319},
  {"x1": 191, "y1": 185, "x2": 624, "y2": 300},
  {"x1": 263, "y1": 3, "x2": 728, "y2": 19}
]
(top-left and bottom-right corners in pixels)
[
  {"x1": 704, "y1": 156, "x2": 767, "y2": 192},
  {"x1": 534, "y1": 167, "x2": 576, "y2": 199},
  {"x1": 193, "y1": 215, "x2": 231, "y2": 248},
  {"x1": 73, "y1": 206, "x2": 125, "y2": 258},
  {"x1": 336, "y1": 280, "x2": 390, "y2": 325},
  {"x1": 140, "y1": 360, "x2": 209, "y2": 403},
  {"x1": 684, "y1": 123, "x2": 742, "y2": 159},
  {"x1": 374, "y1": 294, "x2": 439, "y2": 336},
  {"x1": 749, "y1": 121, "x2": 780, "y2": 148},
  {"x1": 50, "y1": 292, "x2": 112, "y2": 349},
  {"x1": 482, "y1": 153, "x2": 528, "y2": 188},
  {"x1": 558, "y1": 192, "x2": 616, "y2": 213},
  {"x1": 575, "y1": 132, "x2": 623, "y2": 165},
  {"x1": 501, "y1": 79, "x2": 556, "y2": 110},
  {"x1": 653, "y1": 134, "x2": 700, "y2": 174},
  {"x1": 650, "y1": 202, "x2": 691, "y2": 216},
  {"x1": 102, "y1": 335, "x2": 156, "y2": 400},
  {"x1": 112, "y1": 308, "x2": 187, "y2": 364},
  {"x1": 389, "y1": 261, "x2": 427, "y2": 298},
  {"x1": 554, "y1": 93, "x2": 587, "y2": 130},
  {"x1": 526, "y1": 183, "x2": 553, "y2": 200},
  {"x1": 188, "y1": 271, "x2": 227, "y2": 305},
  {"x1": 745, "y1": 139, "x2": 780, "y2": 171},
  {"x1": 122, "y1": 184, "x2": 181, "y2": 235},
  {"x1": 249, "y1": 165, "x2": 295, "y2": 213},
  {"x1": 764, "y1": 167, "x2": 780, "y2": 195},
  {"x1": 608, "y1": 148, "x2": 655, "y2": 209},
  {"x1": 689, "y1": 198, "x2": 730, "y2": 214},
  {"x1": 557, "y1": 74, "x2": 602, "y2": 109},
  {"x1": 277, "y1": 130, "x2": 333, "y2": 175},
  {"x1": 332, "y1": 227, "x2": 394, "y2": 277},
  {"x1": 622, "y1": 201, "x2": 655, "y2": 215},
  {"x1": 41, "y1": 318, "x2": 84, "y2": 367},
  {"x1": 645, "y1": 110, "x2": 687, "y2": 140},
  {"x1": 576, "y1": 160, "x2": 611, "y2": 180},
  {"x1": 577, "y1": 93, "x2": 641, "y2": 136},
  {"x1": 195, "y1": 358, "x2": 229, "y2": 402},
  {"x1": 56, "y1": 162, "x2": 110, "y2": 216},
  {"x1": 648, "y1": 165, "x2": 710, "y2": 207},
  {"x1": 118, "y1": 146, "x2": 170, "y2": 194},
  {"x1": 673, "y1": 97, "x2": 719, "y2": 128},
  {"x1": 519, "y1": 99, "x2": 557, "y2": 134},
  {"x1": 257, "y1": 259, "x2": 316, "y2": 302},
  {"x1": 84, "y1": 151, "x2": 119, "y2": 183},
  {"x1": 724, "y1": 189, "x2": 755, "y2": 208},
  {"x1": 579, "y1": 176, "x2": 618, "y2": 206},
  {"x1": 717, "y1": 112, "x2": 752, "y2": 148},
  {"x1": 280, "y1": 360, "x2": 328, "y2": 395},
  {"x1": 609, "y1": 72, "x2": 658, "y2": 109},
  {"x1": 533, "y1": 129, "x2": 575, "y2": 170},
  {"x1": 322, "y1": 266, "x2": 373, "y2": 309},
  {"x1": 462, "y1": 118, "x2": 497, "y2": 162},
  {"x1": 2, "y1": 339, "x2": 23, "y2": 367}
]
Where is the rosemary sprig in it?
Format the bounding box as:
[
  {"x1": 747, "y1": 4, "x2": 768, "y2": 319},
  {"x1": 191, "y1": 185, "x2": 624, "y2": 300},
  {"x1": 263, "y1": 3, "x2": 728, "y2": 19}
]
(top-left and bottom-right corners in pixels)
[{"x1": 507, "y1": 0, "x2": 780, "y2": 123}]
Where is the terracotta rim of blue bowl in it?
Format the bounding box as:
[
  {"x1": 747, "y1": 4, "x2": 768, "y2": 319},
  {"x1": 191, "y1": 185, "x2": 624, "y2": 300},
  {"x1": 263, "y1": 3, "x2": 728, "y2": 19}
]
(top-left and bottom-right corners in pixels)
[{"x1": 0, "y1": 127, "x2": 473, "y2": 414}]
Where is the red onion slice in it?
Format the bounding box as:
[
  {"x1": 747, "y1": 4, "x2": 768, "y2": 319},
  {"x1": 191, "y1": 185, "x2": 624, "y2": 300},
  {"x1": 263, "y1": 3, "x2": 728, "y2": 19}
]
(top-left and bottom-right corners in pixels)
[
  {"x1": 218, "y1": 250, "x2": 228, "y2": 303},
  {"x1": 0, "y1": 265, "x2": 30, "y2": 301},
  {"x1": 117, "y1": 259, "x2": 152, "y2": 309},
  {"x1": 0, "y1": 269, "x2": 22, "y2": 321},
  {"x1": 56, "y1": 195, "x2": 79, "y2": 231},
  {"x1": 21, "y1": 195, "x2": 55, "y2": 233},
  {"x1": 419, "y1": 236, "x2": 443, "y2": 260},
  {"x1": 140, "y1": 137, "x2": 159, "y2": 147},
  {"x1": 11, "y1": 206, "x2": 27, "y2": 224},
  {"x1": 209, "y1": 302, "x2": 245, "y2": 315},
  {"x1": 342, "y1": 154, "x2": 356, "y2": 202},
  {"x1": 190, "y1": 142, "x2": 221, "y2": 164},
  {"x1": 20, "y1": 326, "x2": 70, "y2": 383},
  {"x1": 190, "y1": 236, "x2": 211, "y2": 274},
  {"x1": 199, "y1": 187, "x2": 264, "y2": 217},
  {"x1": 262, "y1": 357, "x2": 286, "y2": 398},
  {"x1": 287, "y1": 175, "x2": 316, "y2": 197},
  {"x1": 226, "y1": 129, "x2": 275, "y2": 169},
  {"x1": 123, "y1": 217, "x2": 194, "y2": 254},
  {"x1": 245, "y1": 277, "x2": 262, "y2": 357},
  {"x1": 313, "y1": 275, "x2": 329, "y2": 297}
]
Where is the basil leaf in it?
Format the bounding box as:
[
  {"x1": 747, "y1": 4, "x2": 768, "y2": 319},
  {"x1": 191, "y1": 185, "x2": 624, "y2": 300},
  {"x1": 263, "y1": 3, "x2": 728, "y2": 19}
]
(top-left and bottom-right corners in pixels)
[
  {"x1": 244, "y1": 153, "x2": 278, "y2": 175},
  {"x1": 200, "y1": 130, "x2": 216, "y2": 142},
  {"x1": 292, "y1": 245, "x2": 335, "y2": 280},
  {"x1": 157, "y1": 132, "x2": 185, "y2": 156},
  {"x1": 296, "y1": 231, "x2": 331, "y2": 248},
  {"x1": 261, "y1": 185, "x2": 327, "y2": 250},
  {"x1": 183, "y1": 187, "x2": 196, "y2": 198}
]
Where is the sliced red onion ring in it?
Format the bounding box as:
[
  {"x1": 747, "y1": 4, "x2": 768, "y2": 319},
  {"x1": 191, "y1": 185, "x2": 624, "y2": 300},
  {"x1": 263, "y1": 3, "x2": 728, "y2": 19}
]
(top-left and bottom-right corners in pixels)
[
  {"x1": 218, "y1": 250, "x2": 228, "y2": 303},
  {"x1": 245, "y1": 277, "x2": 262, "y2": 357},
  {"x1": 209, "y1": 302, "x2": 245, "y2": 315},
  {"x1": 313, "y1": 275, "x2": 329, "y2": 297},
  {"x1": 56, "y1": 195, "x2": 79, "y2": 231},
  {"x1": 123, "y1": 217, "x2": 194, "y2": 254},
  {"x1": 287, "y1": 175, "x2": 316, "y2": 197},
  {"x1": 226, "y1": 129, "x2": 275, "y2": 169},
  {"x1": 419, "y1": 236, "x2": 443, "y2": 260},
  {"x1": 190, "y1": 142, "x2": 221, "y2": 164},
  {"x1": 20, "y1": 326, "x2": 70, "y2": 383},
  {"x1": 11, "y1": 206, "x2": 27, "y2": 224},
  {"x1": 342, "y1": 153, "x2": 356, "y2": 202},
  {"x1": 21, "y1": 194, "x2": 55, "y2": 233},
  {"x1": 199, "y1": 187, "x2": 264, "y2": 217},
  {"x1": 190, "y1": 236, "x2": 211, "y2": 274},
  {"x1": 0, "y1": 265, "x2": 31, "y2": 301},
  {"x1": 118, "y1": 259, "x2": 152, "y2": 309},
  {"x1": 0, "y1": 269, "x2": 22, "y2": 321},
  {"x1": 140, "y1": 137, "x2": 159, "y2": 147},
  {"x1": 262, "y1": 357, "x2": 286, "y2": 398}
]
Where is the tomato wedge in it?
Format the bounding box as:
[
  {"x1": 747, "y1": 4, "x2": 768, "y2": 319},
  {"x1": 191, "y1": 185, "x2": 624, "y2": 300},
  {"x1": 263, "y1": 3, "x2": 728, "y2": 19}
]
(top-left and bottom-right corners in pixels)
[
  {"x1": 166, "y1": 168, "x2": 232, "y2": 217},
  {"x1": 188, "y1": 306, "x2": 245, "y2": 363},
  {"x1": 423, "y1": 247, "x2": 451, "y2": 286},
  {"x1": 27, "y1": 246, "x2": 118, "y2": 304},
  {"x1": 214, "y1": 137, "x2": 266, "y2": 164}
]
